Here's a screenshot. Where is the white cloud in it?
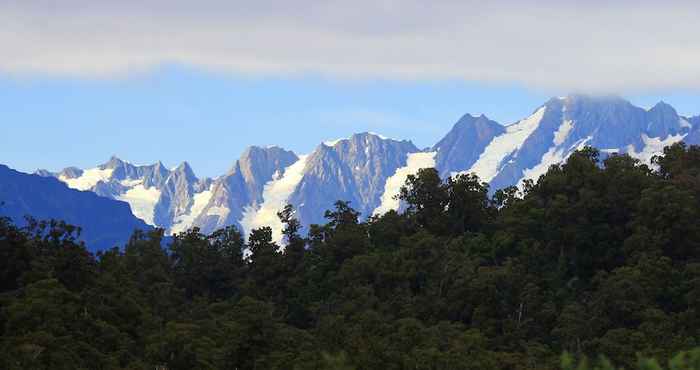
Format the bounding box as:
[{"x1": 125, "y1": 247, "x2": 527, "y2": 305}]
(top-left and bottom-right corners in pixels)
[{"x1": 2, "y1": 1, "x2": 700, "y2": 91}]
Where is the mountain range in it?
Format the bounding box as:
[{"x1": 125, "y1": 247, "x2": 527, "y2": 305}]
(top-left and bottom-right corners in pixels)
[{"x1": 6, "y1": 94, "x2": 699, "y2": 248}]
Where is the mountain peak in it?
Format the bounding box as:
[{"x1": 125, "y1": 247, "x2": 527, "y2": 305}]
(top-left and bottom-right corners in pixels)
[
  {"x1": 353, "y1": 132, "x2": 389, "y2": 142},
  {"x1": 175, "y1": 160, "x2": 192, "y2": 171},
  {"x1": 325, "y1": 132, "x2": 418, "y2": 153},
  {"x1": 242, "y1": 145, "x2": 293, "y2": 157},
  {"x1": 649, "y1": 100, "x2": 676, "y2": 114},
  {"x1": 457, "y1": 112, "x2": 488, "y2": 120},
  {"x1": 322, "y1": 132, "x2": 395, "y2": 148},
  {"x1": 58, "y1": 166, "x2": 84, "y2": 179},
  {"x1": 432, "y1": 112, "x2": 505, "y2": 177},
  {"x1": 102, "y1": 155, "x2": 125, "y2": 169},
  {"x1": 454, "y1": 113, "x2": 498, "y2": 128},
  {"x1": 34, "y1": 169, "x2": 55, "y2": 177},
  {"x1": 173, "y1": 161, "x2": 197, "y2": 179}
]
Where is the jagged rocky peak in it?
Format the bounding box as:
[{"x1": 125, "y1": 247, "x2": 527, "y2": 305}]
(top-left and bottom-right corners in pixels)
[
  {"x1": 166, "y1": 161, "x2": 199, "y2": 190},
  {"x1": 441, "y1": 113, "x2": 504, "y2": 142},
  {"x1": 171, "y1": 161, "x2": 198, "y2": 183},
  {"x1": 649, "y1": 100, "x2": 677, "y2": 115},
  {"x1": 432, "y1": 112, "x2": 504, "y2": 177},
  {"x1": 34, "y1": 169, "x2": 55, "y2": 177},
  {"x1": 239, "y1": 145, "x2": 298, "y2": 170},
  {"x1": 190, "y1": 145, "x2": 302, "y2": 235},
  {"x1": 194, "y1": 177, "x2": 213, "y2": 192},
  {"x1": 140, "y1": 161, "x2": 170, "y2": 188},
  {"x1": 333, "y1": 132, "x2": 418, "y2": 161},
  {"x1": 100, "y1": 155, "x2": 126, "y2": 169},
  {"x1": 237, "y1": 145, "x2": 298, "y2": 190},
  {"x1": 323, "y1": 131, "x2": 402, "y2": 148},
  {"x1": 288, "y1": 143, "x2": 358, "y2": 227},
  {"x1": 153, "y1": 160, "x2": 169, "y2": 174},
  {"x1": 303, "y1": 143, "x2": 342, "y2": 174},
  {"x1": 100, "y1": 155, "x2": 142, "y2": 181},
  {"x1": 319, "y1": 132, "x2": 419, "y2": 182},
  {"x1": 646, "y1": 101, "x2": 685, "y2": 137},
  {"x1": 286, "y1": 132, "x2": 423, "y2": 228},
  {"x1": 58, "y1": 166, "x2": 84, "y2": 179}
]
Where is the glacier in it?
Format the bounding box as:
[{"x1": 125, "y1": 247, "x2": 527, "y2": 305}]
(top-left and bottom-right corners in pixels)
[
  {"x1": 240, "y1": 155, "x2": 309, "y2": 244},
  {"x1": 373, "y1": 152, "x2": 436, "y2": 216}
]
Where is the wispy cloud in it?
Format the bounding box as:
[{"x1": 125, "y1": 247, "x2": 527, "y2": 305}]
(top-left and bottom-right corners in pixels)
[{"x1": 3, "y1": 1, "x2": 700, "y2": 91}]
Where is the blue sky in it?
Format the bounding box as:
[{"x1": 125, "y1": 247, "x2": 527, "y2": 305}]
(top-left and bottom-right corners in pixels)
[
  {"x1": 0, "y1": 66, "x2": 542, "y2": 176},
  {"x1": 1, "y1": 1, "x2": 699, "y2": 177},
  {"x1": 2, "y1": 66, "x2": 698, "y2": 177}
]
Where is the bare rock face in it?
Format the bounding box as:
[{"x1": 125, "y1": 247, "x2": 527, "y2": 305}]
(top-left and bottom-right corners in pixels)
[
  {"x1": 289, "y1": 133, "x2": 419, "y2": 227},
  {"x1": 432, "y1": 114, "x2": 504, "y2": 177},
  {"x1": 685, "y1": 116, "x2": 700, "y2": 146},
  {"x1": 193, "y1": 146, "x2": 299, "y2": 235}
]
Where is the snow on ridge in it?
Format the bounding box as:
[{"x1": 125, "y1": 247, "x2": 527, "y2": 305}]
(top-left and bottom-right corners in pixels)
[
  {"x1": 628, "y1": 133, "x2": 686, "y2": 164},
  {"x1": 207, "y1": 206, "x2": 230, "y2": 218},
  {"x1": 367, "y1": 131, "x2": 389, "y2": 140},
  {"x1": 239, "y1": 154, "x2": 309, "y2": 244},
  {"x1": 169, "y1": 185, "x2": 214, "y2": 234},
  {"x1": 460, "y1": 106, "x2": 547, "y2": 182},
  {"x1": 116, "y1": 184, "x2": 161, "y2": 226},
  {"x1": 373, "y1": 152, "x2": 436, "y2": 216},
  {"x1": 323, "y1": 132, "x2": 392, "y2": 147},
  {"x1": 323, "y1": 138, "x2": 344, "y2": 147},
  {"x1": 59, "y1": 167, "x2": 114, "y2": 191},
  {"x1": 680, "y1": 118, "x2": 692, "y2": 129},
  {"x1": 553, "y1": 120, "x2": 573, "y2": 146},
  {"x1": 120, "y1": 178, "x2": 144, "y2": 187},
  {"x1": 519, "y1": 120, "x2": 576, "y2": 187}
]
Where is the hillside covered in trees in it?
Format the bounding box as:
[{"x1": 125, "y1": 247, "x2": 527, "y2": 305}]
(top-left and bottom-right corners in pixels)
[{"x1": 2, "y1": 143, "x2": 700, "y2": 369}]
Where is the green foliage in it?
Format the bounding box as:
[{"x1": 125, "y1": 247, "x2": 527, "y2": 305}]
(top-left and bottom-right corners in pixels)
[
  {"x1": 2, "y1": 143, "x2": 700, "y2": 369},
  {"x1": 561, "y1": 348, "x2": 700, "y2": 370}
]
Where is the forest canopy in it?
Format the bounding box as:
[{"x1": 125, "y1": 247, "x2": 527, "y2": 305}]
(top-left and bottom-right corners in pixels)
[{"x1": 2, "y1": 143, "x2": 700, "y2": 369}]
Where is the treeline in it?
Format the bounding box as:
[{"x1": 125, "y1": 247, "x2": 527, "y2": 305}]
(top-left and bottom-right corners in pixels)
[{"x1": 1, "y1": 143, "x2": 700, "y2": 369}]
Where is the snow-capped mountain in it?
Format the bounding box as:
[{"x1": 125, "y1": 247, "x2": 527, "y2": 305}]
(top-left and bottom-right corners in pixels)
[
  {"x1": 37, "y1": 157, "x2": 212, "y2": 233},
  {"x1": 287, "y1": 133, "x2": 419, "y2": 228},
  {"x1": 193, "y1": 146, "x2": 299, "y2": 237},
  {"x1": 442, "y1": 95, "x2": 694, "y2": 191},
  {"x1": 39, "y1": 95, "x2": 700, "y2": 245}
]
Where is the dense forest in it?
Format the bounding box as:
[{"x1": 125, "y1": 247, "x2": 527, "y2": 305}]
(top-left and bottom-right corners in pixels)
[{"x1": 2, "y1": 143, "x2": 700, "y2": 369}]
